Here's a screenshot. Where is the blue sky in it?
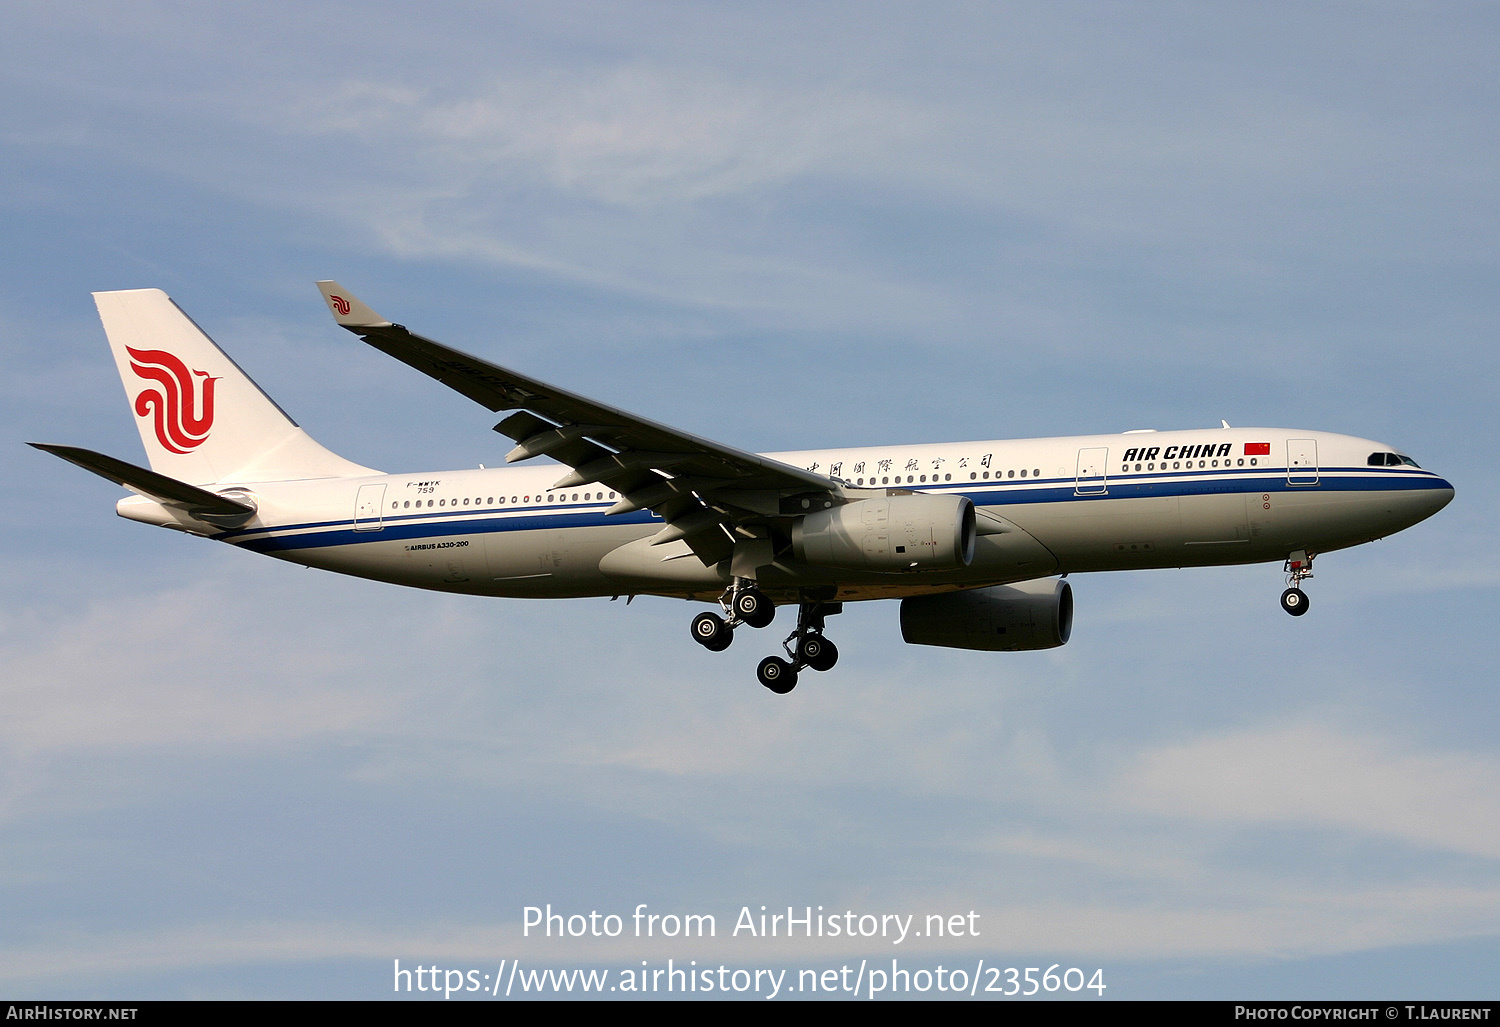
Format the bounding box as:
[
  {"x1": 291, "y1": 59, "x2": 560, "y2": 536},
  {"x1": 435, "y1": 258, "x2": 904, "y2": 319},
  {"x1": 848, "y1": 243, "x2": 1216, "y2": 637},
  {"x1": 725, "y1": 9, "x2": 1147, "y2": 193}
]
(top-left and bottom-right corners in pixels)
[{"x1": 3, "y1": 1, "x2": 1497, "y2": 999}]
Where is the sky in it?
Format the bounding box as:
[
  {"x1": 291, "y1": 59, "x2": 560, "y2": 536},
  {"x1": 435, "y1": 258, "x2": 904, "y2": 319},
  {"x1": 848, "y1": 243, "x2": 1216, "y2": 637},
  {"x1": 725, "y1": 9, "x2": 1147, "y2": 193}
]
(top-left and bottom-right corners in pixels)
[{"x1": 3, "y1": 0, "x2": 1498, "y2": 1000}]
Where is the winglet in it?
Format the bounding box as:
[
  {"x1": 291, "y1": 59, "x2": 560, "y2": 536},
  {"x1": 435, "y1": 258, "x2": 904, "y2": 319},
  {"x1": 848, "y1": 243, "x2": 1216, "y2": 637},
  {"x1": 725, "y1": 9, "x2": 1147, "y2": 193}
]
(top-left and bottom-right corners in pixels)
[{"x1": 316, "y1": 281, "x2": 393, "y2": 328}]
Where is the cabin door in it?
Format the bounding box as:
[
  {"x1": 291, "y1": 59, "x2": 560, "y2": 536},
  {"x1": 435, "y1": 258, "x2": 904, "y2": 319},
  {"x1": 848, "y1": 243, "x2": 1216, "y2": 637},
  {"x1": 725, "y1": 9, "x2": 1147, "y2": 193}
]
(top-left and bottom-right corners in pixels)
[
  {"x1": 1075, "y1": 447, "x2": 1109, "y2": 495},
  {"x1": 1286, "y1": 439, "x2": 1319, "y2": 486},
  {"x1": 354, "y1": 483, "x2": 386, "y2": 531}
]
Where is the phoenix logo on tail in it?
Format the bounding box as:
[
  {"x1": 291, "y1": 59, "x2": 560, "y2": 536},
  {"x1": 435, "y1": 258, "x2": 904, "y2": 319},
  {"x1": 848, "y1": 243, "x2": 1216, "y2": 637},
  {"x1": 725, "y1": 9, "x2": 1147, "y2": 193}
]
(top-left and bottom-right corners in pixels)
[
  {"x1": 127, "y1": 346, "x2": 218, "y2": 453},
  {"x1": 330, "y1": 295, "x2": 352, "y2": 316}
]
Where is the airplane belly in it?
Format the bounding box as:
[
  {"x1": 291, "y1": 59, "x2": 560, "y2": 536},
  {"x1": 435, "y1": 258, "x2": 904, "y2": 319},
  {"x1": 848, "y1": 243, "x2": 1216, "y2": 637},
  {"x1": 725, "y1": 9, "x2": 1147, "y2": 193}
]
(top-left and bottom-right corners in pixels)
[
  {"x1": 263, "y1": 533, "x2": 478, "y2": 590},
  {"x1": 1181, "y1": 491, "x2": 1250, "y2": 543},
  {"x1": 1254, "y1": 486, "x2": 1446, "y2": 554},
  {"x1": 1009, "y1": 494, "x2": 1185, "y2": 572},
  {"x1": 404, "y1": 534, "x2": 485, "y2": 589},
  {"x1": 965, "y1": 516, "x2": 1059, "y2": 581},
  {"x1": 484, "y1": 522, "x2": 645, "y2": 597},
  {"x1": 599, "y1": 534, "x2": 732, "y2": 593}
]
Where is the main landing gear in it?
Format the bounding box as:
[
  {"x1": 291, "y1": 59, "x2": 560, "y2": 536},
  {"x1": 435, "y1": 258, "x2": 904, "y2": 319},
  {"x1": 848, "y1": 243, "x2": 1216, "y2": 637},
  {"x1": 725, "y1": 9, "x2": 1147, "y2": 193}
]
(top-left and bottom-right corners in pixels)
[
  {"x1": 688, "y1": 578, "x2": 773, "y2": 652},
  {"x1": 688, "y1": 579, "x2": 840, "y2": 694},
  {"x1": 1280, "y1": 550, "x2": 1315, "y2": 617}
]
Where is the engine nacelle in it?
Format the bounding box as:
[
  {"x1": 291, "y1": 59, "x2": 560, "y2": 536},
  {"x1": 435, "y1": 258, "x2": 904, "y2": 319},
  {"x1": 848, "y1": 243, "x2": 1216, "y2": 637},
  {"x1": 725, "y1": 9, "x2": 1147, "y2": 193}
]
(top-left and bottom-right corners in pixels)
[
  {"x1": 900, "y1": 578, "x2": 1074, "y2": 651},
  {"x1": 792, "y1": 494, "x2": 976, "y2": 572}
]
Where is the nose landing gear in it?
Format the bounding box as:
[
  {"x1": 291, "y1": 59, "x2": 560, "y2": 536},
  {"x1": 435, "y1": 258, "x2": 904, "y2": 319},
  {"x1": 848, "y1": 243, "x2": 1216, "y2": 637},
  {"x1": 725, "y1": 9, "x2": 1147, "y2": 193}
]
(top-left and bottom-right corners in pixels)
[{"x1": 1280, "y1": 550, "x2": 1315, "y2": 616}]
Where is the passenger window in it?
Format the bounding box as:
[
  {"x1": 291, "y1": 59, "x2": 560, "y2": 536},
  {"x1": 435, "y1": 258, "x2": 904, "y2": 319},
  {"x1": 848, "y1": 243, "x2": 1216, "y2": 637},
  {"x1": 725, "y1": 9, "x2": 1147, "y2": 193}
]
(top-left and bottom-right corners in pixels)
[{"x1": 1019, "y1": 469, "x2": 1026, "y2": 477}]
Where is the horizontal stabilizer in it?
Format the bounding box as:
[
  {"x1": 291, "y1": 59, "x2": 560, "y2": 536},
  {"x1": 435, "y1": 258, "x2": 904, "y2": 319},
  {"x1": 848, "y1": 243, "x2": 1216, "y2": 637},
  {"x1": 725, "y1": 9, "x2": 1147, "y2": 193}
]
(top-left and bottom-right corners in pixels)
[{"x1": 30, "y1": 443, "x2": 256, "y2": 522}]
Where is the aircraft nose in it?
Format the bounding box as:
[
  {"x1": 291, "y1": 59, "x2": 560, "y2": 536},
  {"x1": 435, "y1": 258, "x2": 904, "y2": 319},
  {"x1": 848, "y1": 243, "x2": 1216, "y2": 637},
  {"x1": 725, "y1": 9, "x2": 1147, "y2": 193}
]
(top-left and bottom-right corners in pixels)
[
  {"x1": 1397, "y1": 476, "x2": 1455, "y2": 528},
  {"x1": 1426, "y1": 477, "x2": 1456, "y2": 515}
]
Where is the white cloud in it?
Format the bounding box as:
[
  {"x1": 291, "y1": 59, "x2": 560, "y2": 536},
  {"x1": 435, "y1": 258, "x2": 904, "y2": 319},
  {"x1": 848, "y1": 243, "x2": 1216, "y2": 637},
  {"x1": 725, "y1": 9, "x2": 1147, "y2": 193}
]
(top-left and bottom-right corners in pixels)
[
  {"x1": 0, "y1": 579, "x2": 399, "y2": 758},
  {"x1": 0, "y1": 571, "x2": 409, "y2": 822},
  {"x1": 248, "y1": 67, "x2": 927, "y2": 208},
  {"x1": 1116, "y1": 723, "x2": 1500, "y2": 860}
]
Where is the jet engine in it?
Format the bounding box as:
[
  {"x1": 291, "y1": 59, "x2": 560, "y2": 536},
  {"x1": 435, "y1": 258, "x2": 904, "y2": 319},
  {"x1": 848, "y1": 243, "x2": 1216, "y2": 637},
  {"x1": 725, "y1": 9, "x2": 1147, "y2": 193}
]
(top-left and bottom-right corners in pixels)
[
  {"x1": 900, "y1": 577, "x2": 1073, "y2": 651},
  {"x1": 792, "y1": 494, "x2": 976, "y2": 572}
]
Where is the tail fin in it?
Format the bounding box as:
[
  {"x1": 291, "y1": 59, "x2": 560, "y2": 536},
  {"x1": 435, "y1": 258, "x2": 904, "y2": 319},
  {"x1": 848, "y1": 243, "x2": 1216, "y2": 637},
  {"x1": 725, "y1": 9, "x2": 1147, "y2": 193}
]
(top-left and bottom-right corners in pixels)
[{"x1": 95, "y1": 289, "x2": 378, "y2": 485}]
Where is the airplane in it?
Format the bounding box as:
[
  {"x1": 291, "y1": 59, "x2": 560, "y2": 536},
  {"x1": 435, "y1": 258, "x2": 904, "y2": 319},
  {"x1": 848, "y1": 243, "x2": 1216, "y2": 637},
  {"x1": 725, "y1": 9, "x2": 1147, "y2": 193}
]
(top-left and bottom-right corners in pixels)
[{"x1": 32, "y1": 285, "x2": 1455, "y2": 694}]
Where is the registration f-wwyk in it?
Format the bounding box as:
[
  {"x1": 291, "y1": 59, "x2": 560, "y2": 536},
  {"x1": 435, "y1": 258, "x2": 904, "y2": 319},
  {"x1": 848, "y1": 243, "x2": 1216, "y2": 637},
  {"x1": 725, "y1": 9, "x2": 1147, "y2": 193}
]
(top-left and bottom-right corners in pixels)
[{"x1": 34, "y1": 285, "x2": 1454, "y2": 693}]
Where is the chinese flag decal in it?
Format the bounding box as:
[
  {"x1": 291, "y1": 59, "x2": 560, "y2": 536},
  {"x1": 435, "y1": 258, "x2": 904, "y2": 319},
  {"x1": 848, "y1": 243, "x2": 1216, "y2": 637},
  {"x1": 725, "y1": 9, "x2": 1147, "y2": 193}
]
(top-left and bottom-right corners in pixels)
[{"x1": 1245, "y1": 442, "x2": 1271, "y2": 456}]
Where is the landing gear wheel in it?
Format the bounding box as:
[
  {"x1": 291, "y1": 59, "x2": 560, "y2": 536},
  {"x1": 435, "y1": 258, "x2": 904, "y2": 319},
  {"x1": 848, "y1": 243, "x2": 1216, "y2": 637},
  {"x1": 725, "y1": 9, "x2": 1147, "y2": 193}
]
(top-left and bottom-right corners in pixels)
[
  {"x1": 734, "y1": 588, "x2": 775, "y2": 629},
  {"x1": 757, "y1": 656, "x2": 798, "y2": 694},
  {"x1": 797, "y1": 635, "x2": 839, "y2": 672},
  {"x1": 1280, "y1": 588, "x2": 1310, "y2": 616},
  {"x1": 690, "y1": 611, "x2": 733, "y2": 651}
]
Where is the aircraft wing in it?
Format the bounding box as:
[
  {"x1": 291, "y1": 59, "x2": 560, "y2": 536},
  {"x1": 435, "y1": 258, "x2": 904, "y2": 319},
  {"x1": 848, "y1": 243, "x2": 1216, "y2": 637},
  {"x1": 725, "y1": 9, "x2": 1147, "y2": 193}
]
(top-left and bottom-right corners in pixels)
[{"x1": 316, "y1": 282, "x2": 838, "y2": 565}]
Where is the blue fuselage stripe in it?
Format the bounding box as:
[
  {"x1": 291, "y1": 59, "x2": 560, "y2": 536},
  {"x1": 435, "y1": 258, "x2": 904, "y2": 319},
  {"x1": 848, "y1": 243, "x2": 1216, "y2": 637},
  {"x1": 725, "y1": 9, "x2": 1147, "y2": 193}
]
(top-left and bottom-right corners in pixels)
[{"x1": 225, "y1": 469, "x2": 1454, "y2": 555}]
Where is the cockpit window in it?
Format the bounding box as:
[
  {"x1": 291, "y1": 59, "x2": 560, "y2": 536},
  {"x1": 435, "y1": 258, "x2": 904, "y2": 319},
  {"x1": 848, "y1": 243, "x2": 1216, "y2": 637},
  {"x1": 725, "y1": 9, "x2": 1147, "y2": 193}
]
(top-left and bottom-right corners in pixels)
[
  {"x1": 1368, "y1": 452, "x2": 1385, "y2": 466},
  {"x1": 1396, "y1": 454, "x2": 1420, "y2": 468},
  {"x1": 1369, "y1": 451, "x2": 1422, "y2": 468}
]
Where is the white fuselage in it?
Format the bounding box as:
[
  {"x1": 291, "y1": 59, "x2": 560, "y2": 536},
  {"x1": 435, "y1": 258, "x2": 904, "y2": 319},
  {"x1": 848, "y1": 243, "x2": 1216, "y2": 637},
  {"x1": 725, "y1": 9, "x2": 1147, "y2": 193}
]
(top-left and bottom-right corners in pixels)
[{"x1": 119, "y1": 427, "x2": 1454, "y2": 604}]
